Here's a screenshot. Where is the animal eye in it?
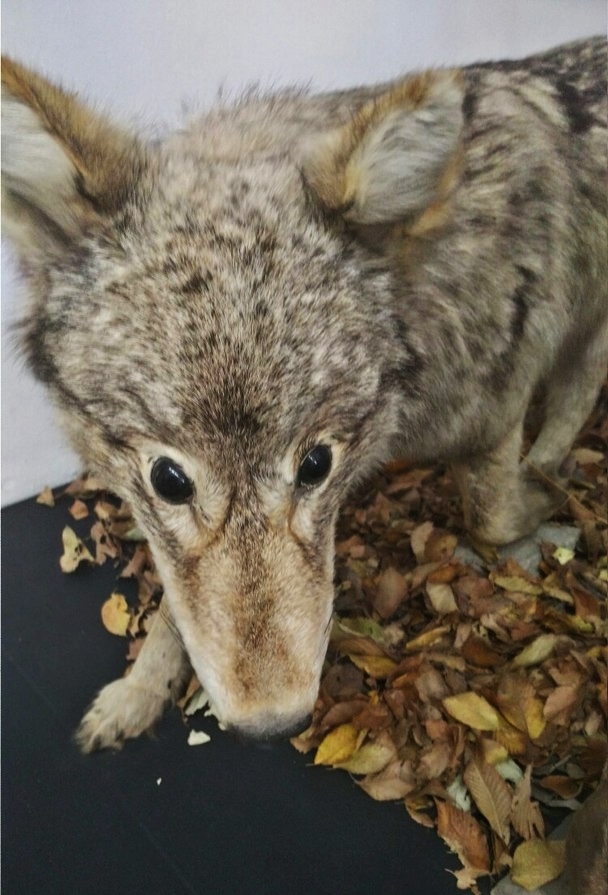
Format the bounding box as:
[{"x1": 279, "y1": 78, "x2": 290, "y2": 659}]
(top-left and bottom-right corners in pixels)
[
  {"x1": 150, "y1": 457, "x2": 194, "y2": 504},
  {"x1": 297, "y1": 445, "x2": 332, "y2": 488}
]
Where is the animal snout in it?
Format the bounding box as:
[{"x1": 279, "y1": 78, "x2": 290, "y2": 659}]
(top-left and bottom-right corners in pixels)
[{"x1": 227, "y1": 709, "x2": 313, "y2": 742}]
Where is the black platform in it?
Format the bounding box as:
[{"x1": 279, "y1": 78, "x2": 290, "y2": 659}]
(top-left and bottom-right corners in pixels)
[{"x1": 2, "y1": 494, "x2": 493, "y2": 895}]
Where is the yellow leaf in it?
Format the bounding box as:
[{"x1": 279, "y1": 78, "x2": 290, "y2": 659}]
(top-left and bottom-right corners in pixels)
[
  {"x1": 348, "y1": 654, "x2": 397, "y2": 678},
  {"x1": 59, "y1": 526, "x2": 94, "y2": 572},
  {"x1": 510, "y1": 839, "x2": 565, "y2": 890},
  {"x1": 552, "y1": 546, "x2": 575, "y2": 565},
  {"x1": 101, "y1": 592, "x2": 131, "y2": 637},
  {"x1": 493, "y1": 575, "x2": 542, "y2": 596},
  {"x1": 513, "y1": 634, "x2": 558, "y2": 667},
  {"x1": 314, "y1": 723, "x2": 360, "y2": 766},
  {"x1": 337, "y1": 734, "x2": 397, "y2": 775},
  {"x1": 479, "y1": 739, "x2": 509, "y2": 766},
  {"x1": 443, "y1": 692, "x2": 500, "y2": 731},
  {"x1": 405, "y1": 625, "x2": 451, "y2": 652}
]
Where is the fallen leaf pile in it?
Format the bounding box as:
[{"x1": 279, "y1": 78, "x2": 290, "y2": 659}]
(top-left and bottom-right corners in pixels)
[{"x1": 47, "y1": 383, "x2": 607, "y2": 893}]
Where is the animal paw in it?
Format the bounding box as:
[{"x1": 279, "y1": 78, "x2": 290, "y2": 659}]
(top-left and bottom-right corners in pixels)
[{"x1": 75, "y1": 677, "x2": 171, "y2": 753}]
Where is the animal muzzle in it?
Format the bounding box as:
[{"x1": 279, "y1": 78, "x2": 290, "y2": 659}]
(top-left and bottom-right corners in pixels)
[{"x1": 226, "y1": 709, "x2": 314, "y2": 742}]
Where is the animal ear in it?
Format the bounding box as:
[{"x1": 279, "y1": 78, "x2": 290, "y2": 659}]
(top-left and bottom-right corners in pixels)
[
  {"x1": 302, "y1": 70, "x2": 464, "y2": 229},
  {"x1": 1, "y1": 56, "x2": 147, "y2": 261}
]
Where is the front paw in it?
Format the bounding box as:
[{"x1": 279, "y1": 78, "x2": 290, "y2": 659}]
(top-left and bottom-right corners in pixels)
[{"x1": 76, "y1": 676, "x2": 170, "y2": 754}]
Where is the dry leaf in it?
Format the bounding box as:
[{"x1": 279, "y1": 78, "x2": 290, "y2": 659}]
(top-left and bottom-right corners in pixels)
[
  {"x1": 510, "y1": 766, "x2": 544, "y2": 840},
  {"x1": 572, "y1": 447, "x2": 605, "y2": 466},
  {"x1": 405, "y1": 625, "x2": 451, "y2": 652},
  {"x1": 538, "y1": 775, "x2": 583, "y2": 800},
  {"x1": 410, "y1": 521, "x2": 434, "y2": 563},
  {"x1": 443, "y1": 692, "x2": 500, "y2": 731},
  {"x1": 405, "y1": 799, "x2": 435, "y2": 828},
  {"x1": 426, "y1": 580, "x2": 458, "y2": 614},
  {"x1": 68, "y1": 499, "x2": 89, "y2": 520},
  {"x1": 187, "y1": 729, "x2": 211, "y2": 746},
  {"x1": 314, "y1": 723, "x2": 360, "y2": 766},
  {"x1": 337, "y1": 732, "x2": 397, "y2": 775},
  {"x1": 36, "y1": 486, "x2": 55, "y2": 507},
  {"x1": 347, "y1": 654, "x2": 397, "y2": 678},
  {"x1": 492, "y1": 574, "x2": 542, "y2": 596},
  {"x1": 101, "y1": 593, "x2": 131, "y2": 636},
  {"x1": 512, "y1": 633, "x2": 558, "y2": 667},
  {"x1": 543, "y1": 685, "x2": 579, "y2": 725},
  {"x1": 53, "y1": 378, "x2": 608, "y2": 893},
  {"x1": 510, "y1": 838, "x2": 566, "y2": 890},
  {"x1": 373, "y1": 567, "x2": 408, "y2": 618},
  {"x1": 496, "y1": 675, "x2": 546, "y2": 740},
  {"x1": 59, "y1": 526, "x2": 94, "y2": 572},
  {"x1": 463, "y1": 759, "x2": 512, "y2": 843},
  {"x1": 435, "y1": 799, "x2": 491, "y2": 878},
  {"x1": 358, "y1": 759, "x2": 416, "y2": 801}
]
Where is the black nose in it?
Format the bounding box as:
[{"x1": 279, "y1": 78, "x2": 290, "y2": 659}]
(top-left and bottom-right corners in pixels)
[{"x1": 228, "y1": 712, "x2": 313, "y2": 743}]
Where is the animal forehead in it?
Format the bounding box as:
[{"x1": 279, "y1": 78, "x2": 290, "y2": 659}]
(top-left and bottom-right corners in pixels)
[{"x1": 136, "y1": 153, "x2": 349, "y2": 296}]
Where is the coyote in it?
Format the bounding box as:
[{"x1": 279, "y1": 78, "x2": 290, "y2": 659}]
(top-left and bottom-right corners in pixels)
[{"x1": 2, "y1": 38, "x2": 606, "y2": 749}]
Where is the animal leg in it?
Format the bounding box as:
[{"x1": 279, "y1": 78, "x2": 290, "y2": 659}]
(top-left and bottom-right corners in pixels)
[
  {"x1": 526, "y1": 319, "x2": 608, "y2": 479},
  {"x1": 453, "y1": 420, "x2": 565, "y2": 546},
  {"x1": 76, "y1": 600, "x2": 191, "y2": 753}
]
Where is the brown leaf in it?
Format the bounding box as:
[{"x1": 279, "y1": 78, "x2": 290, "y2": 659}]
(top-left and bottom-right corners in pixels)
[
  {"x1": 418, "y1": 740, "x2": 452, "y2": 780},
  {"x1": 405, "y1": 798, "x2": 435, "y2": 828},
  {"x1": 373, "y1": 567, "x2": 408, "y2": 618},
  {"x1": 424, "y1": 530, "x2": 458, "y2": 563},
  {"x1": 496, "y1": 675, "x2": 546, "y2": 740},
  {"x1": 435, "y1": 799, "x2": 491, "y2": 877},
  {"x1": 461, "y1": 634, "x2": 503, "y2": 668},
  {"x1": 358, "y1": 759, "x2": 416, "y2": 801},
  {"x1": 463, "y1": 759, "x2": 512, "y2": 843},
  {"x1": 510, "y1": 766, "x2": 544, "y2": 840},
  {"x1": 543, "y1": 685, "x2": 579, "y2": 725},
  {"x1": 415, "y1": 667, "x2": 450, "y2": 702},
  {"x1": 68, "y1": 499, "x2": 89, "y2": 520},
  {"x1": 538, "y1": 775, "x2": 583, "y2": 800}
]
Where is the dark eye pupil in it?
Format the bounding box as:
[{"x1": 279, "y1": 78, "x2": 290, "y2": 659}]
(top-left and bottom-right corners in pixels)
[
  {"x1": 151, "y1": 457, "x2": 194, "y2": 504},
  {"x1": 297, "y1": 445, "x2": 332, "y2": 488}
]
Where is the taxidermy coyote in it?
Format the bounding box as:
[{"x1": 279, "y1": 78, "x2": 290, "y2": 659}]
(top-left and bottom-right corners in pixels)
[{"x1": 2, "y1": 37, "x2": 606, "y2": 749}]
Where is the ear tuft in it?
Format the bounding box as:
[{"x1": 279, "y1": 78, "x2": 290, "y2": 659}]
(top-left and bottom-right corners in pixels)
[
  {"x1": 302, "y1": 69, "x2": 464, "y2": 227},
  {"x1": 1, "y1": 56, "x2": 147, "y2": 258}
]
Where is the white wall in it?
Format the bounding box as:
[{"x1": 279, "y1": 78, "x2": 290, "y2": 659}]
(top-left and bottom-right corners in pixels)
[{"x1": 2, "y1": 0, "x2": 605, "y2": 505}]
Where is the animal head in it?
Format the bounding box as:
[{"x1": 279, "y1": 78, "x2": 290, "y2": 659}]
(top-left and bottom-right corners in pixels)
[{"x1": 2, "y1": 57, "x2": 463, "y2": 736}]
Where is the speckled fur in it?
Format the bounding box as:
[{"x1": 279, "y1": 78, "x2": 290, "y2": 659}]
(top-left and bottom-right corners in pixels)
[{"x1": 2, "y1": 38, "x2": 607, "y2": 747}]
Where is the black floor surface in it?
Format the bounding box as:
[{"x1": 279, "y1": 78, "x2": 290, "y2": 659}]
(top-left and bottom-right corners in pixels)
[{"x1": 2, "y1": 494, "x2": 494, "y2": 895}]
